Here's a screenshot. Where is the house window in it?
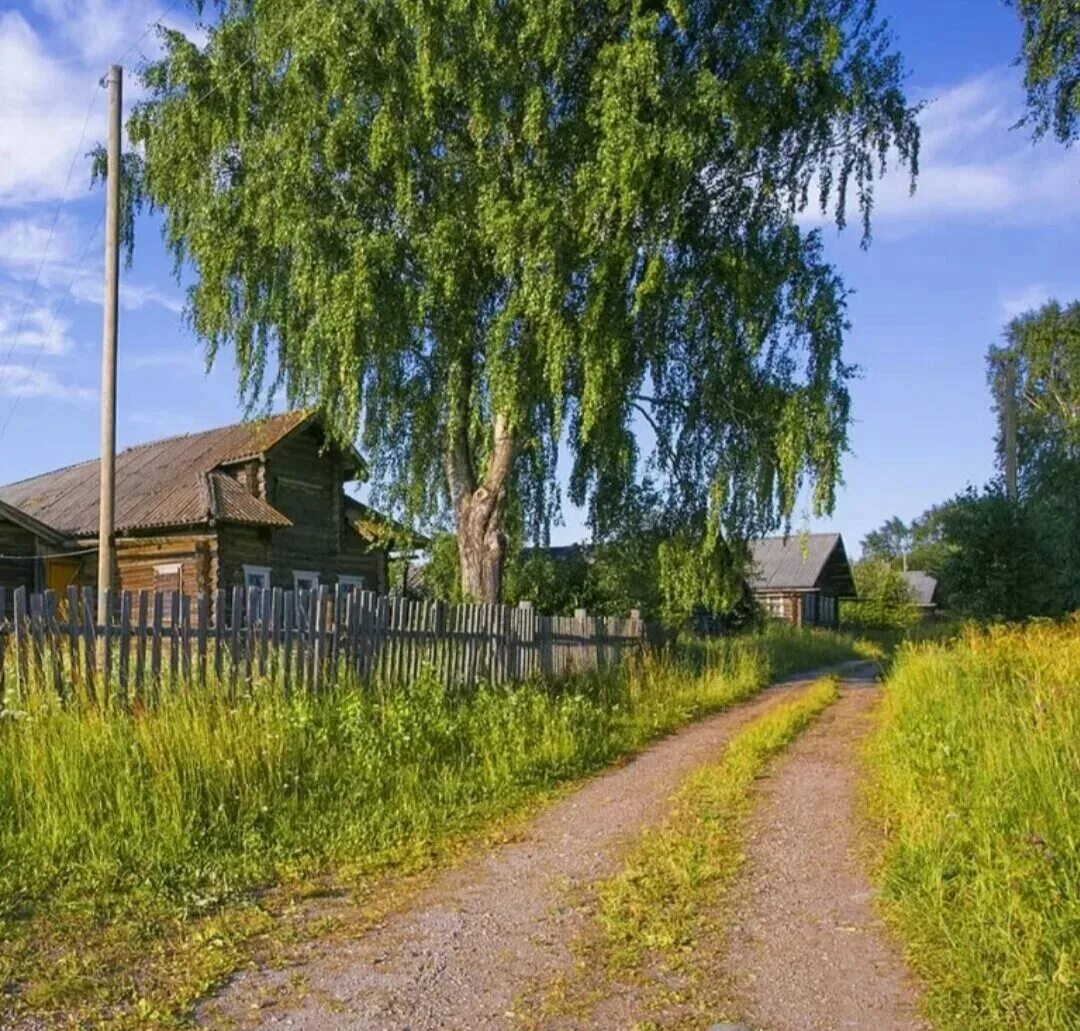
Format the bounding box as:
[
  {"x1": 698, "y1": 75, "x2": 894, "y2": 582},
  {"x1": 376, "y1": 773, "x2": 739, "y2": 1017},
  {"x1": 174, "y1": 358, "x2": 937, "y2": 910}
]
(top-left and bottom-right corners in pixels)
[
  {"x1": 761, "y1": 595, "x2": 786, "y2": 619},
  {"x1": 243, "y1": 564, "x2": 271, "y2": 589},
  {"x1": 293, "y1": 569, "x2": 321, "y2": 593},
  {"x1": 154, "y1": 563, "x2": 182, "y2": 593},
  {"x1": 339, "y1": 574, "x2": 368, "y2": 592}
]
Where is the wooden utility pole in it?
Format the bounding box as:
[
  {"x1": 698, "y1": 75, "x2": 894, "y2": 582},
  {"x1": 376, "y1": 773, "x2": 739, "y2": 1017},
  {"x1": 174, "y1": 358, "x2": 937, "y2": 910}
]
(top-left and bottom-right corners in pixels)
[
  {"x1": 97, "y1": 64, "x2": 122, "y2": 622},
  {"x1": 1003, "y1": 354, "x2": 1019, "y2": 502}
]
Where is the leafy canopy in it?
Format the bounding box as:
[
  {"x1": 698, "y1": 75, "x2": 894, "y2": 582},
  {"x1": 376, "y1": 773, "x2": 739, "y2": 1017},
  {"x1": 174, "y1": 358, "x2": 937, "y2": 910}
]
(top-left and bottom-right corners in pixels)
[
  {"x1": 126, "y1": 0, "x2": 919, "y2": 558},
  {"x1": 1011, "y1": 0, "x2": 1080, "y2": 143}
]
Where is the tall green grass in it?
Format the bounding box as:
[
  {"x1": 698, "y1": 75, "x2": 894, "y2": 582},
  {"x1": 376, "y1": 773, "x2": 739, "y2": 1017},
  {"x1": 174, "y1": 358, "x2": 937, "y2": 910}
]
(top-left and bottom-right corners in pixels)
[
  {"x1": 0, "y1": 625, "x2": 864, "y2": 1024},
  {"x1": 866, "y1": 620, "x2": 1080, "y2": 1030}
]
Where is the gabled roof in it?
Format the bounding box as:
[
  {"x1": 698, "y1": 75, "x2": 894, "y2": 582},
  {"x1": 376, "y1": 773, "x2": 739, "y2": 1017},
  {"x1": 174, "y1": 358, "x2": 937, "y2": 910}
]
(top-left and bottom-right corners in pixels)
[
  {"x1": 749, "y1": 533, "x2": 857, "y2": 598},
  {"x1": 902, "y1": 570, "x2": 940, "y2": 608},
  {"x1": 0, "y1": 410, "x2": 316, "y2": 537},
  {"x1": 0, "y1": 498, "x2": 65, "y2": 546}
]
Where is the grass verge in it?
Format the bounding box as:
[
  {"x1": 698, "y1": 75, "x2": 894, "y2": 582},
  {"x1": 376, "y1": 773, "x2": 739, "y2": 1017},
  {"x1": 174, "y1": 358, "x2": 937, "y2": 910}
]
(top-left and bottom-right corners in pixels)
[
  {"x1": 0, "y1": 628, "x2": 857, "y2": 1027},
  {"x1": 865, "y1": 619, "x2": 1080, "y2": 1031},
  {"x1": 526, "y1": 675, "x2": 840, "y2": 1028}
]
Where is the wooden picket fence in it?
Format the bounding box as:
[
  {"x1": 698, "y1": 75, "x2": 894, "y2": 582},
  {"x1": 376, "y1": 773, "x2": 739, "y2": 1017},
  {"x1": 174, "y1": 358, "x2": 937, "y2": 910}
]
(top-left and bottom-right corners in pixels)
[{"x1": 0, "y1": 585, "x2": 657, "y2": 704}]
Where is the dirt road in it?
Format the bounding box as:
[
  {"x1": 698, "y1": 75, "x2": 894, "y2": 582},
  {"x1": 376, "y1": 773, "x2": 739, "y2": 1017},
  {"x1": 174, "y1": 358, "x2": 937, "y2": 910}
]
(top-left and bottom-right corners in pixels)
[
  {"x1": 202, "y1": 667, "x2": 865, "y2": 1030},
  {"x1": 720, "y1": 671, "x2": 927, "y2": 1030}
]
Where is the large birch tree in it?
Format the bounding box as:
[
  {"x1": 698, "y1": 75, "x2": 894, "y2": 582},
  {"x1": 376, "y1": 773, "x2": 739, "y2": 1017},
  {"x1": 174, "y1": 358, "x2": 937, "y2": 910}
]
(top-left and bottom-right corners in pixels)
[{"x1": 124, "y1": 0, "x2": 919, "y2": 601}]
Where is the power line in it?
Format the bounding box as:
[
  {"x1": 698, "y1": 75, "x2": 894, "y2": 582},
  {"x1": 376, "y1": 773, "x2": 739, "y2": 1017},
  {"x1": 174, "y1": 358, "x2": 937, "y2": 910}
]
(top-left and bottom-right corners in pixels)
[{"x1": 115, "y1": 0, "x2": 189, "y2": 66}]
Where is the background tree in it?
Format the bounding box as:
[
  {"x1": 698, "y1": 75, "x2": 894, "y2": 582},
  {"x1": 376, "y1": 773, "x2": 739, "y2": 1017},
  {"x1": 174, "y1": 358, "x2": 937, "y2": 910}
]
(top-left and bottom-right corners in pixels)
[
  {"x1": 124, "y1": 0, "x2": 919, "y2": 601},
  {"x1": 1011, "y1": 0, "x2": 1080, "y2": 143},
  {"x1": 860, "y1": 516, "x2": 913, "y2": 568},
  {"x1": 861, "y1": 504, "x2": 955, "y2": 574}
]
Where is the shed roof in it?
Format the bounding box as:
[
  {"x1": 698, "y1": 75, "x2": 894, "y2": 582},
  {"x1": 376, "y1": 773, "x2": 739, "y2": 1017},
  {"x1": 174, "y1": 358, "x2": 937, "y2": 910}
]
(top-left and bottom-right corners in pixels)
[
  {"x1": 749, "y1": 533, "x2": 857, "y2": 597},
  {"x1": 0, "y1": 411, "x2": 316, "y2": 537},
  {"x1": 902, "y1": 570, "x2": 940, "y2": 608}
]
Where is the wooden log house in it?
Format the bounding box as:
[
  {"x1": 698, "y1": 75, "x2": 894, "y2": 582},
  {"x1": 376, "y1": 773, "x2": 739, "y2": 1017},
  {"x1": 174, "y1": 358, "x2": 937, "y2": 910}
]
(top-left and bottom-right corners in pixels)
[
  {"x1": 0, "y1": 411, "x2": 403, "y2": 614},
  {"x1": 748, "y1": 533, "x2": 857, "y2": 628}
]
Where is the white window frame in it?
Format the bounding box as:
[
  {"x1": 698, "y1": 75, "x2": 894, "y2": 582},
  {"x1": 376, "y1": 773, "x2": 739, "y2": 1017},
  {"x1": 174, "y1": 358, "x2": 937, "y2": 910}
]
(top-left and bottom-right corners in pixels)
[
  {"x1": 154, "y1": 563, "x2": 181, "y2": 577},
  {"x1": 293, "y1": 569, "x2": 321, "y2": 593},
  {"x1": 243, "y1": 564, "x2": 271, "y2": 589},
  {"x1": 338, "y1": 574, "x2": 368, "y2": 592}
]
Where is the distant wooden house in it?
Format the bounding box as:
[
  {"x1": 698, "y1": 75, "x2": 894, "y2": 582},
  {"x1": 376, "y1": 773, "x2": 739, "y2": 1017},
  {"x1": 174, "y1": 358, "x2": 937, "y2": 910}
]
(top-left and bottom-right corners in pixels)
[
  {"x1": 749, "y1": 533, "x2": 857, "y2": 628},
  {"x1": 0, "y1": 411, "x2": 398, "y2": 612},
  {"x1": 902, "y1": 570, "x2": 941, "y2": 616}
]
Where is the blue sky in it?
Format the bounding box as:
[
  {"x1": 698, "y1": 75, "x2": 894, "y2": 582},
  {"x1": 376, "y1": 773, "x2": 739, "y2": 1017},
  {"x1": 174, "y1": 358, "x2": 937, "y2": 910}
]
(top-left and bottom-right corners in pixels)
[{"x1": 0, "y1": 0, "x2": 1076, "y2": 555}]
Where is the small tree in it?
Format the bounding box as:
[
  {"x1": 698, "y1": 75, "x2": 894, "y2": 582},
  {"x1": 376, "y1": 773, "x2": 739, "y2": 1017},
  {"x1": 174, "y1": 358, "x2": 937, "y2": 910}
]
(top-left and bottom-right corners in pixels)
[
  {"x1": 119, "y1": 0, "x2": 920, "y2": 601},
  {"x1": 842, "y1": 559, "x2": 920, "y2": 630}
]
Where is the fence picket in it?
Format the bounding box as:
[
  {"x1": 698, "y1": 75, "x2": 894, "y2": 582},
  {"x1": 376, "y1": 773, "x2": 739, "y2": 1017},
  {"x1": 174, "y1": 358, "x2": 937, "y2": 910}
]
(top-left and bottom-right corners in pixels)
[{"x1": 118, "y1": 590, "x2": 132, "y2": 706}]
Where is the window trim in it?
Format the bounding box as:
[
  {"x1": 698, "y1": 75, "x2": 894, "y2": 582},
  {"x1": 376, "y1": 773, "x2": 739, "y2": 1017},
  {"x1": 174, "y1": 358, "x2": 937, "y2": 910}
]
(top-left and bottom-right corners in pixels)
[
  {"x1": 338, "y1": 574, "x2": 367, "y2": 592},
  {"x1": 292, "y1": 569, "x2": 321, "y2": 593},
  {"x1": 243, "y1": 564, "x2": 271, "y2": 589},
  {"x1": 154, "y1": 563, "x2": 181, "y2": 576}
]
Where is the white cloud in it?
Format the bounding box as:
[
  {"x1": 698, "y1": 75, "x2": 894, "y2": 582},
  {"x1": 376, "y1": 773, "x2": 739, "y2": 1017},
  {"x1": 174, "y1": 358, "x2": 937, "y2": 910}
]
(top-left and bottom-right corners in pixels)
[
  {"x1": 805, "y1": 69, "x2": 1080, "y2": 228},
  {"x1": 0, "y1": 214, "x2": 182, "y2": 313},
  {"x1": 0, "y1": 293, "x2": 75, "y2": 355},
  {"x1": 1000, "y1": 284, "x2": 1053, "y2": 321},
  {"x1": 0, "y1": 363, "x2": 95, "y2": 402},
  {"x1": 129, "y1": 348, "x2": 204, "y2": 372}
]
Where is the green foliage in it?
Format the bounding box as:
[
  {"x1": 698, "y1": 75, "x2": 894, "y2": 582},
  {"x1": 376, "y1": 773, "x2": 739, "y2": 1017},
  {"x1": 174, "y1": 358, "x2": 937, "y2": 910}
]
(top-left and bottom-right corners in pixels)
[
  {"x1": 122, "y1": 0, "x2": 919, "y2": 594},
  {"x1": 421, "y1": 533, "x2": 465, "y2": 604},
  {"x1": 990, "y1": 299, "x2": 1080, "y2": 487},
  {"x1": 1011, "y1": 0, "x2": 1080, "y2": 143},
  {"x1": 866, "y1": 621, "x2": 1080, "y2": 1030},
  {"x1": 861, "y1": 505, "x2": 955, "y2": 575},
  {"x1": 842, "y1": 559, "x2": 920, "y2": 631}
]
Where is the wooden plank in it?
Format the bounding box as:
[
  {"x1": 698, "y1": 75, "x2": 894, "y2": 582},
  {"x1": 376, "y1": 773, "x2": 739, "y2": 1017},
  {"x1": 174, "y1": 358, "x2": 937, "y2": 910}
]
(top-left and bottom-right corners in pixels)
[
  {"x1": 80, "y1": 586, "x2": 97, "y2": 704},
  {"x1": 312, "y1": 585, "x2": 326, "y2": 692},
  {"x1": 244, "y1": 588, "x2": 257, "y2": 687},
  {"x1": 12, "y1": 587, "x2": 28, "y2": 695},
  {"x1": 100, "y1": 587, "x2": 114, "y2": 698},
  {"x1": 269, "y1": 587, "x2": 282, "y2": 687},
  {"x1": 196, "y1": 592, "x2": 208, "y2": 689},
  {"x1": 28, "y1": 590, "x2": 45, "y2": 690},
  {"x1": 134, "y1": 590, "x2": 149, "y2": 701},
  {"x1": 117, "y1": 590, "x2": 132, "y2": 706},
  {"x1": 257, "y1": 588, "x2": 271, "y2": 680},
  {"x1": 214, "y1": 588, "x2": 226, "y2": 687},
  {"x1": 330, "y1": 584, "x2": 342, "y2": 679},
  {"x1": 229, "y1": 585, "x2": 243, "y2": 695},
  {"x1": 179, "y1": 593, "x2": 192, "y2": 685},
  {"x1": 150, "y1": 591, "x2": 164, "y2": 692},
  {"x1": 44, "y1": 590, "x2": 64, "y2": 700},
  {"x1": 282, "y1": 589, "x2": 295, "y2": 694},
  {"x1": 168, "y1": 590, "x2": 180, "y2": 690}
]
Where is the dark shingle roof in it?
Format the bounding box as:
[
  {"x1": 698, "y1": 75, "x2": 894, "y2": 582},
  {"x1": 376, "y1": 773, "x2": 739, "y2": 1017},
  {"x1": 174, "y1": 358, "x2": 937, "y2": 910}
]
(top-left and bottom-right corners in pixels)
[
  {"x1": 749, "y1": 533, "x2": 856, "y2": 596},
  {"x1": 0, "y1": 411, "x2": 311, "y2": 537},
  {"x1": 902, "y1": 570, "x2": 939, "y2": 608}
]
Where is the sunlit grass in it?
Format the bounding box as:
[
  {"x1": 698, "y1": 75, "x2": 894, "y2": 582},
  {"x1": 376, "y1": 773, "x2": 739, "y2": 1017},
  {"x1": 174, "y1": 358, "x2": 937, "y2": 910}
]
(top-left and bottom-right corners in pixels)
[
  {"x1": 865, "y1": 618, "x2": 1080, "y2": 1031},
  {"x1": 0, "y1": 625, "x2": 863, "y2": 1026}
]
